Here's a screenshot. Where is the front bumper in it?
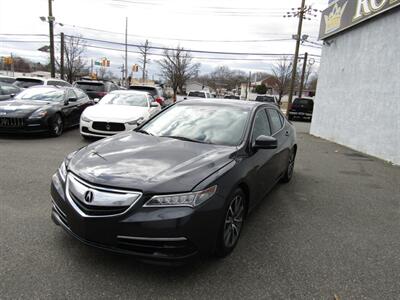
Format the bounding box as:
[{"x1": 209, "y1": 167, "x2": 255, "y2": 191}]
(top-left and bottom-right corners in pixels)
[
  {"x1": 0, "y1": 117, "x2": 50, "y2": 134},
  {"x1": 80, "y1": 120, "x2": 137, "y2": 138},
  {"x1": 50, "y1": 172, "x2": 225, "y2": 261}
]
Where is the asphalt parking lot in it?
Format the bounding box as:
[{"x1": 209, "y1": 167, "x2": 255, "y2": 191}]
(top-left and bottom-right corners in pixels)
[{"x1": 1, "y1": 122, "x2": 399, "y2": 299}]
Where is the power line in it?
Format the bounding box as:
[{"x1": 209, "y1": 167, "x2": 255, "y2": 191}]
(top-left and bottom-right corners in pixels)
[
  {"x1": 58, "y1": 24, "x2": 295, "y2": 43},
  {"x1": 65, "y1": 34, "x2": 321, "y2": 57}
]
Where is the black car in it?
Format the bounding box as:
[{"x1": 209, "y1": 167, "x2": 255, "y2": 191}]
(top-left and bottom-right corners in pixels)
[
  {"x1": 0, "y1": 82, "x2": 21, "y2": 101},
  {"x1": 51, "y1": 99, "x2": 297, "y2": 261},
  {"x1": 255, "y1": 95, "x2": 279, "y2": 106},
  {"x1": 74, "y1": 80, "x2": 120, "y2": 100},
  {"x1": 288, "y1": 97, "x2": 314, "y2": 121},
  {"x1": 0, "y1": 86, "x2": 92, "y2": 136}
]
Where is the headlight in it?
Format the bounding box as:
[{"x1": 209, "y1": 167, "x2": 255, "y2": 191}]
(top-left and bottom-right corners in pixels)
[
  {"x1": 58, "y1": 150, "x2": 77, "y2": 181},
  {"x1": 81, "y1": 115, "x2": 91, "y2": 122},
  {"x1": 28, "y1": 109, "x2": 48, "y2": 119},
  {"x1": 58, "y1": 161, "x2": 67, "y2": 181},
  {"x1": 144, "y1": 185, "x2": 217, "y2": 208},
  {"x1": 126, "y1": 117, "x2": 144, "y2": 125}
]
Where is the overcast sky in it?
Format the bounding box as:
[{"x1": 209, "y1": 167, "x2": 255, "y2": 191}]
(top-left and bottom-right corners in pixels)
[{"x1": 0, "y1": 0, "x2": 327, "y2": 79}]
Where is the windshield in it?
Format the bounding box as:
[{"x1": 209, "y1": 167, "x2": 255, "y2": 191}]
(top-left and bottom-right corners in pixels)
[
  {"x1": 14, "y1": 79, "x2": 43, "y2": 88},
  {"x1": 293, "y1": 98, "x2": 313, "y2": 105},
  {"x1": 14, "y1": 88, "x2": 64, "y2": 102},
  {"x1": 188, "y1": 91, "x2": 206, "y2": 98},
  {"x1": 141, "y1": 104, "x2": 250, "y2": 146},
  {"x1": 75, "y1": 82, "x2": 105, "y2": 92},
  {"x1": 256, "y1": 96, "x2": 275, "y2": 103},
  {"x1": 129, "y1": 86, "x2": 157, "y2": 96},
  {"x1": 100, "y1": 93, "x2": 148, "y2": 107}
]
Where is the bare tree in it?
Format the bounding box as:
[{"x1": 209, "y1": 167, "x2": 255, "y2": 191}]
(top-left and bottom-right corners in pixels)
[
  {"x1": 97, "y1": 67, "x2": 107, "y2": 80},
  {"x1": 158, "y1": 47, "x2": 200, "y2": 101},
  {"x1": 57, "y1": 35, "x2": 87, "y2": 83},
  {"x1": 271, "y1": 57, "x2": 293, "y2": 101},
  {"x1": 138, "y1": 40, "x2": 150, "y2": 83}
]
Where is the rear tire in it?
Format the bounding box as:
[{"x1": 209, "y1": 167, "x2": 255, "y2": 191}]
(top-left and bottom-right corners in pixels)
[
  {"x1": 49, "y1": 113, "x2": 64, "y2": 137},
  {"x1": 215, "y1": 188, "x2": 246, "y2": 258},
  {"x1": 281, "y1": 148, "x2": 296, "y2": 183}
]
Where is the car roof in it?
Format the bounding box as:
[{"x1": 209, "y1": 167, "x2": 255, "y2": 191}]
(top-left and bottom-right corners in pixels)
[
  {"x1": 179, "y1": 98, "x2": 275, "y2": 109},
  {"x1": 75, "y1": 80, "x2": 105, "y2": 84},
  {"x1": 15, "y1": 77, "x2": 67, "y2": 82},
  {"x1": 27, "y1": 85, "x2": 70, "y2": 90},
  {"x1": 110, "y1": 90, "x2": 150, "y2": 95},
  {"x1": 129, "y1": 85, "x2": 158, "y2": 89}
]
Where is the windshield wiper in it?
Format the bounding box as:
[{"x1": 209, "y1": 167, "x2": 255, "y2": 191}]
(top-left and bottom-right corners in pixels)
[
  {"x1": 160, "y1": 135, "x2": 212, "y2": 144},
  {"x1": 136, "y1": 129, "x2": 153, "y2": 136}
]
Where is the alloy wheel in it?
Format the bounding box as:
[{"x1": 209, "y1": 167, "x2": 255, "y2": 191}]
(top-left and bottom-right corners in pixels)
[{"x1": 223, "y1": 194, "x2": 244, "y2": 248}]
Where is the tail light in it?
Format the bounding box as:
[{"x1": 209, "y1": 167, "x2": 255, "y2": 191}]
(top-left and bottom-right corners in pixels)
[
  {"x1": 96, "y1": 92, "x2": 107, "y2": 98},
  {"x1": 155, "y1": 97, "x2": 164, "y2": 105}
]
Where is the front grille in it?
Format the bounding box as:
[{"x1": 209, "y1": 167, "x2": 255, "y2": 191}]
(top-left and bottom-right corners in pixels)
[
  {"x1": 82, "y1": 126, "x2": 114, "y2": 136},
  {"x1": 116, "y1": 236, "x2": 197, "y2": 258},
  {"x1": 69, "y1": 191, "x2": 129, "y2": 216},
  {"x1": 92, "y1": 122, "x2": 125, "y2": 132},
  {"x1": 66, "y1": 173, "x2": 142, "y2": 217},
  {"x1": 0, "y1": 117, "x2": 24, "y2": 128}
]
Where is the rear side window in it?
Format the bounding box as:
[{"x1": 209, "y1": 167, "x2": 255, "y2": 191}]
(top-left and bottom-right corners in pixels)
[
  {"x1": 14, "y1": 79, "x2": 43, "y2": 88},
  {"x1": 47, "y1": 80, "x2": 68, "y2": 87},
  {"x1": 252, "y1": 109, "x2": 271, "y2": 142},
  {"x1": 74, "y1": 88, "x2": 87, "y2": 99},
  {"x1": 0, "y1": 84, "x2": 19, "y2": 95},
  {"x1": 267, "y1": 109, "x2": 283, "y2": 134},
  {"x1": 0, "y1": 77, "x2": 15, "y2": 84}
]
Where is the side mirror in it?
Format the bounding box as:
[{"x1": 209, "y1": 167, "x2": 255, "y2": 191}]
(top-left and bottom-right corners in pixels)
[
  {"x1": 150, "y1": 102, "x2": 159, "y2": 108},
  {"x1": 10, "y1": 94, "x2": 15, "y2": 98},
  {"x1": 68, "y1": 97, "x2": 78, "y2": 102},
  {"x1": 93, "y1": 98, "x2": 100, "y2": 103},
  {"x1": 183, "y1": 97, "x2": 187, "y2": 100},
  {"x1": 253, "y1": 135, "x2": 277, "y2": 150}
]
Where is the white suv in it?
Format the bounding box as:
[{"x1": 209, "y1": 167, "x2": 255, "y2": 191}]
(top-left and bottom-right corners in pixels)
[{"x1": 185, "y1": 90, "x2": 212, "y2": 99}]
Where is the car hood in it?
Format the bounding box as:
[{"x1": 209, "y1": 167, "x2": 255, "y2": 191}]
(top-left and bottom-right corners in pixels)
[
  {"x1": 83, "y1": 104, "x2": 149, "y2": 122},
  {"x1": 68, "y1": 132, "x2": 237, "y2": 193},
  {"x1": 0, "y1": 100, "x2": 49, "y2": 117}
]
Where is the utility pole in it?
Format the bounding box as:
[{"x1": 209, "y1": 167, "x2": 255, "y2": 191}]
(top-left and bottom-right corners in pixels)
[
  {"x1": 299, "y1": 52, "x2": 308, "y2": 98},
  {"x1": 60, "y1": 32, "x2": 64, "y2": 80},
  {"x1": 90, "y1": 59, "x2": 93, "y2": 75},
  {"x1": 140, "y1": 39, "x2": 149, "y2": 83},
  {"x1": 124, "y1": 17, "x2": 128, "y2": 87},
  {"x1": 48, "y1": 0, "x2": 55, "y2": 78},
  {"x1": 286, "y1": 0, "x2": 306, "y2": 115},
  {"x1": 246, "y1": 71, "x2": 252, "y2": 100}
]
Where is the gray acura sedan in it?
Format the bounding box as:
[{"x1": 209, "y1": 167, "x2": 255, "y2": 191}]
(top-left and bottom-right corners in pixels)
[{"x1": 51, "y1": 99, "x2": 297, "y2": 262}]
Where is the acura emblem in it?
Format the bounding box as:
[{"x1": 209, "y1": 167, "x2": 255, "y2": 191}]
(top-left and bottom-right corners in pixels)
[
  {"x1": 105, "y1": 124, "x2": 111, "y2": 131},
  {"x1": 84, "y1": 190, "x2": 94, "y2": 203}
]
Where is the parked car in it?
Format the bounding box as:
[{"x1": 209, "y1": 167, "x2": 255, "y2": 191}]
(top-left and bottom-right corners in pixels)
[
  {"x1": 13, "y1": 77, "x2": 71, "y2": 89},
  {"x1": 73, "y1": 80, "x2": 120, "y2": 100},
  {"x1": 0, "y1": 75, "x2": 16, "y2": 84},
  {"x1": 0, "y1": 86, "x2": 92, "y2": 136},
  {"x1": 255, "y1": 95, "x2": 279, "y2": 106},
  {"x1": 51, "y1": 98, "x2": 297, "y2": 261},
  {"x1": 80, "y1": 90, "x2": 161, "y2": 138},
  {"x1": 288, "y1": 97, "x2": 314, "y2": 121},
  {"x1": 224, "y1": 95, "x2": 240, "y2": 100},
  {"x1": 0, "y1": 82, "x2": 22, "y2": 101},
  {"x1": 128, "y1": 85, "x2": 166, "y2": 107},
  {"x1": 184, "y1": 90, "x2": 212, "y2": 99}
]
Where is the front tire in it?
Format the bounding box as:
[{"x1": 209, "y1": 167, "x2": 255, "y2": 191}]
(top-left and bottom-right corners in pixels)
[
  {"x1": 49, "y1": 113, "x2": 64, "y2": 137},
  {"x1": 215, "y1": 189, "x2": 246, "y2": 258}
]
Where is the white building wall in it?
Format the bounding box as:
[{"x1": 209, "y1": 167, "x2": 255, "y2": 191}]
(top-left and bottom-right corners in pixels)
[{"x1": 310, "y1": 10, "x2": 400, "y2": 165}]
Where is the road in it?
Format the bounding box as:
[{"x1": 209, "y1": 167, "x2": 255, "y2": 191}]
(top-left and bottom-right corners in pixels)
[{"x1": 1, "y1": 122, "x2": 399, "y2": 299}]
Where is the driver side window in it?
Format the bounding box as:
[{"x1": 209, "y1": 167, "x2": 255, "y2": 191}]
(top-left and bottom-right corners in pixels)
[{"x1": 252, "y1": 109, "x2": 271, "y2": 143}]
